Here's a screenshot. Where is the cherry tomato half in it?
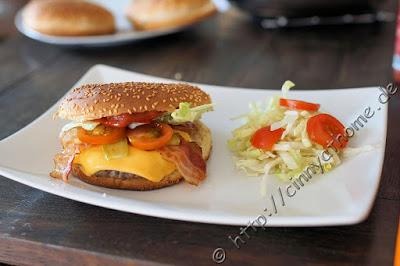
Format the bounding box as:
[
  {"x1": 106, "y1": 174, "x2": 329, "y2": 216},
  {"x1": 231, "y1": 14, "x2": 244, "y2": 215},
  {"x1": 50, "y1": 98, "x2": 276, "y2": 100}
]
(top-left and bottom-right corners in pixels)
[
  {"x1": 127, "y1": 123, "x2": 173, "y2": 151},
  {"x1": 78, "y1": 125, "x2": 126, "y2": 145},
  {"x1": 251, "y1": 126, "x2": 285, "y2": 151},
  {"x1": 280, "y1": 98, "x2": 320, "y2": 112},
  {"x1": 306, "y1": 113, "x2": 348, "y2": 150},
  {"x1": 97, "y1": 111, "x2": 163, "y2": 128}
]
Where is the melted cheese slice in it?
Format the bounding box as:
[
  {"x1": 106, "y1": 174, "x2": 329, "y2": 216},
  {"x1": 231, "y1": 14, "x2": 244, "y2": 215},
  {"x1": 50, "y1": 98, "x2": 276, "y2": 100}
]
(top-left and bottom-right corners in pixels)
[{"x1": 74, "y1": 146, "x2": 176, "y2": 182}]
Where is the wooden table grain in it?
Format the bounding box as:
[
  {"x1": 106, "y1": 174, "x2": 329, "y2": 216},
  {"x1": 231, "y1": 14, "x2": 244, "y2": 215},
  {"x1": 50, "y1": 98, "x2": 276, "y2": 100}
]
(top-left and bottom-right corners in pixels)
[{"x1": 0, "y1": 1, "x2": 399, "y2": 265}]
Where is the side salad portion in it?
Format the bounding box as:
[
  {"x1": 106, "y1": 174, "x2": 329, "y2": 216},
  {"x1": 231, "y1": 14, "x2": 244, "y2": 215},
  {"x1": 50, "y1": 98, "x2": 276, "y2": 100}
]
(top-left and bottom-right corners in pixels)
[{"x1": 228, "y1": 81, "x2": 356, "y2": 185}]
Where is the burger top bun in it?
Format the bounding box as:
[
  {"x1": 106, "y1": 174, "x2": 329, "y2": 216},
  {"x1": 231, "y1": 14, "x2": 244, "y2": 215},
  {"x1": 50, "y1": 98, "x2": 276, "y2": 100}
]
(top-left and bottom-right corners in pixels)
[{"x1": 56, "y1": 82, "x2": 212, "y2": 121}]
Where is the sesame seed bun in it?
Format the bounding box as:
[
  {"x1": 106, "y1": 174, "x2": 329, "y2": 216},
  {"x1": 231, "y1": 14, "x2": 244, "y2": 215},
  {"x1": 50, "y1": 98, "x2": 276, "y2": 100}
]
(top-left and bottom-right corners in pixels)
[
  {"x1": 57, "y1": 82, "x2": 212, "y2": 122},
  {"x1": 72, "y1": 121, "x2": 212, "y2": 190},
  {"x1": 22, "y1": 0, "x2": 115, "y2": 36},
  {"x1": 126, "y1": 0, "x2": 217, "y2": 31}
]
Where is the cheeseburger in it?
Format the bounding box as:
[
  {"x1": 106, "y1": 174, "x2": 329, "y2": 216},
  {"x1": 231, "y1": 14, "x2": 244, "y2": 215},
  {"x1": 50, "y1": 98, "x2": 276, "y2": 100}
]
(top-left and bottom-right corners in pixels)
[{"x1": 51, "y1": 82, "x2": 213, "y2": 190}]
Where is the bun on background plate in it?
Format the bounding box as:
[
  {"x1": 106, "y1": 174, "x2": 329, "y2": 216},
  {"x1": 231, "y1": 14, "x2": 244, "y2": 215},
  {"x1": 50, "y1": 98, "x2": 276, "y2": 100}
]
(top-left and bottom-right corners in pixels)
[
  {"x1": 126, "y1": 0, "x2": 217, "y2": 31},
  {"x1": 22, "y1": 0, "x2": 116, "y2": 36}
]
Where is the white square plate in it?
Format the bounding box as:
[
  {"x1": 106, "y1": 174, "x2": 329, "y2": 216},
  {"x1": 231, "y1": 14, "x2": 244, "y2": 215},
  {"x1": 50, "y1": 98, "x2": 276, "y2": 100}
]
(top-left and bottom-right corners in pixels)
[{"x1": 0, "y1": 65, "x2": 387, "y2": 226}]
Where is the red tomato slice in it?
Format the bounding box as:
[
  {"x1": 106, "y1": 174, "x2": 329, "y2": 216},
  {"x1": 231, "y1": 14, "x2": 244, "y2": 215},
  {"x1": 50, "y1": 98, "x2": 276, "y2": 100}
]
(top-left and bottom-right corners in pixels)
[
  {"x1": 280, "y1": 98, "x2": 320, "y2": 112},
  {"x1": 306, "y1": 114, "x2": 348, "y2": 150},
  {"x1": 127, "y1": 123, "x2": 173, "y2": 151},
  {"x1": 251, "y1": 126, "x2": 285, "y2": 151},
  {"x1": 78, "y1": 125, "x2": 126, "y2": 145},
  {"x1": 98, "y1": 111, "x2": 163, "y2": 128},
  {"x1": 129, "y1": 111, "x2": 163, "y2": 123}
]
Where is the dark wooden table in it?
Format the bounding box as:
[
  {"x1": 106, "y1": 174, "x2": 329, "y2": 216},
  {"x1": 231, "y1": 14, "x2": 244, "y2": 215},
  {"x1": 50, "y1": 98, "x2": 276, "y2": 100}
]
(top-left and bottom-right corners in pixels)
[{"x1": 0, "y1": 1, "x2": 399, "y2": 265}]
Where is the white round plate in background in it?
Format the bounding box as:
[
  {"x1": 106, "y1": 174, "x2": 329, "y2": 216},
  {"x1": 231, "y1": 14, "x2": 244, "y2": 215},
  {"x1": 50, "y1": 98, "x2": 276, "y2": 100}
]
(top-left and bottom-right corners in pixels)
[{"x1": 14, "y1": 0, "x2": 194, "y2": 47}]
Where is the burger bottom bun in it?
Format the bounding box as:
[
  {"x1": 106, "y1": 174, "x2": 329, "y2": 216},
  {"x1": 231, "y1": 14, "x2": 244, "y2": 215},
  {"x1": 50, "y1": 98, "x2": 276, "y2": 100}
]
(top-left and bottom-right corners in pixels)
[
  {"x1": 72, "y1": 166, "x2": 184, "y2": 191},
  {"x1": 71, "y1": 121, "x2": 212, "y2": 191}
]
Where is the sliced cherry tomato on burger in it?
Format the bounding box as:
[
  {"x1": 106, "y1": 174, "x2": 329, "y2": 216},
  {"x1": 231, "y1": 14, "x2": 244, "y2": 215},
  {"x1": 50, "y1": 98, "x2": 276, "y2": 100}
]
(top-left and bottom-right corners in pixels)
[
  {"x1": 127, "y1": 123, "x2": 173, "y2": 151},
  {"x1": 306, "y1": 113, "x2": 348, "y2": 150},
  {"x1": 280, "y1": 98, "x2": 320, "y2": 112},
  {"x1": 98, "y1": 111, "x2": 163, "y2": 128},
  {"x1": 127, "y1": 111, "x2": 163, "y2": 123},
  {"x1": 97, "y1": 113, "x2": 135, "y2": 128},
  {"x1": 251, "y1": 126, "x2": 285, "y2": 151},
  {"x1": 78, "y1": 125, "x2": 126, "y2": 145}
]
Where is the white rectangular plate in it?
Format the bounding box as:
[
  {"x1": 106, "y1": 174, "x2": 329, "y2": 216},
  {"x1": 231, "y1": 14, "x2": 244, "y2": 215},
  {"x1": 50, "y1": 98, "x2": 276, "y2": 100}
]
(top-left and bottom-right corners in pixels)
[{"x1": 0, "y1": 65, "x2": 387, "y2": 226}]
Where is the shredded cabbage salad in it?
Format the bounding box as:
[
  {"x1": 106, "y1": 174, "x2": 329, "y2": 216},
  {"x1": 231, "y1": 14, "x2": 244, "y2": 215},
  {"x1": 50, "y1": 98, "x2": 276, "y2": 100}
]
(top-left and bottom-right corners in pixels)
[{"x1": 228, "y1": 81, "x2": 353, "y2": 183}]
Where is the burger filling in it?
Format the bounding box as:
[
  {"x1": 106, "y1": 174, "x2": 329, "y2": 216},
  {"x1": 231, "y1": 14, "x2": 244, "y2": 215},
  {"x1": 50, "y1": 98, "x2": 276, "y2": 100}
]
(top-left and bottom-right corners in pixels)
[{"x1": 51, "y1": 102, "x2": 212, "y2": 185}]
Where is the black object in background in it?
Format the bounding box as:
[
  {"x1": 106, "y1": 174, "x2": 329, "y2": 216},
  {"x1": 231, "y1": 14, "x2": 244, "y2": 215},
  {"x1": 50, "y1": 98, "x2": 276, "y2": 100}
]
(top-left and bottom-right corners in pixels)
[{"x1": 229, "y1": 0, "x2": 395, "y2": 28}]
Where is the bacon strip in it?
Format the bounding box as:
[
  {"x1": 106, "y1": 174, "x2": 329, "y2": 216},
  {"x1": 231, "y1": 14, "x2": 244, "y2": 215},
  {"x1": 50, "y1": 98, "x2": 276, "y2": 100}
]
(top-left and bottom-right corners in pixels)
[
  {"x1": 50, "y1": 128, "x2": 89, "y2": 181},
  {"x1": 159, "y1": 140, "x2": 206, "y2": 185},
  {"x1": 50, "y1": 150, "x2": 76, "y2": 181},
  {"x1": 171, "y1": 122, "x2": 197, "y2": 135}
]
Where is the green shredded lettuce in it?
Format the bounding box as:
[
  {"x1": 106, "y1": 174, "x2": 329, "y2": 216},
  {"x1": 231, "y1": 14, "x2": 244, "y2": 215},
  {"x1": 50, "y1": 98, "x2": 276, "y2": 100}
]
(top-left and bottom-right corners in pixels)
[
  {"x1": 281, "y1": 80, "x2": 295, "y2": 98},
  {"x1": 61, "y1": 121, "x2": 100, "y2": 132},
  {"x1": 158, "y1": 102, "x2": 213, "y2": 124}
]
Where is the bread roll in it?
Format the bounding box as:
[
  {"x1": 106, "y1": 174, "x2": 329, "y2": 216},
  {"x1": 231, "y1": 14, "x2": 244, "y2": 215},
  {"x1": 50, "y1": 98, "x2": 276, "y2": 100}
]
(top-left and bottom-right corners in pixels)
[
  {"x1": 23, "y1": 0, "x2": 116, "y2": 36},
  {"x1": 126, "y1": 0, "x2": 217, "y2": 31}
]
